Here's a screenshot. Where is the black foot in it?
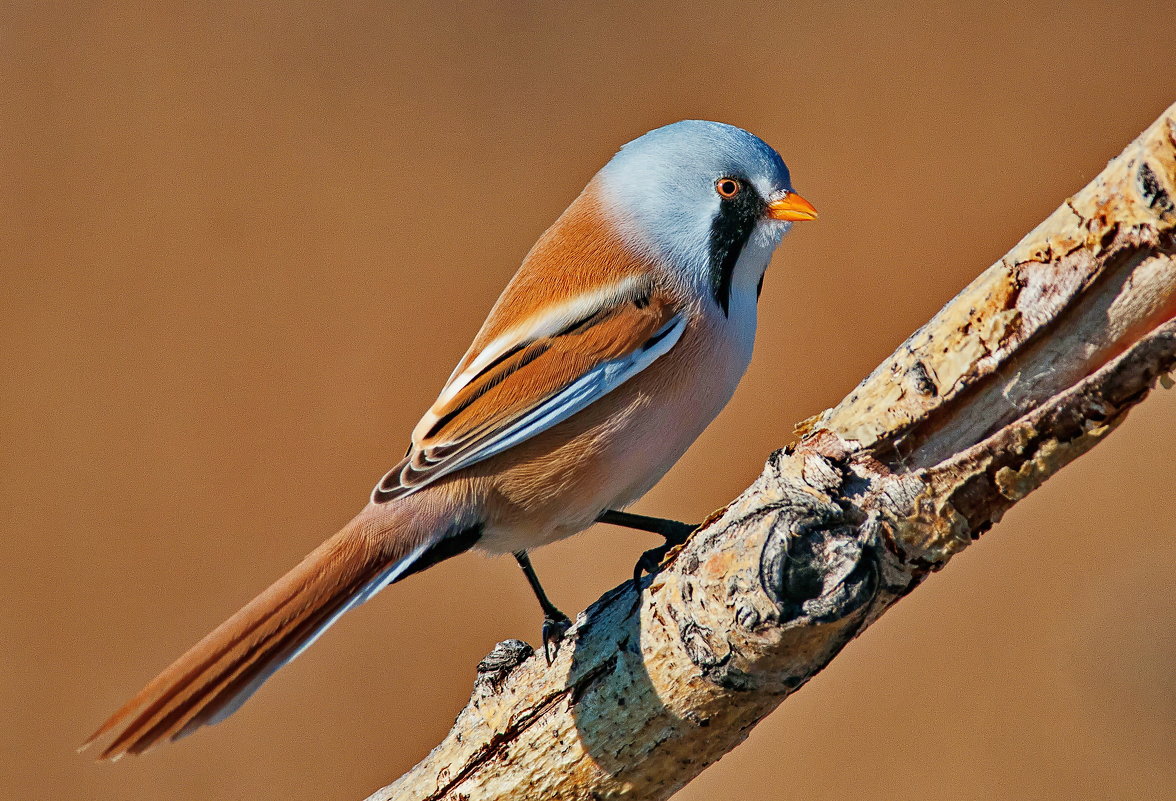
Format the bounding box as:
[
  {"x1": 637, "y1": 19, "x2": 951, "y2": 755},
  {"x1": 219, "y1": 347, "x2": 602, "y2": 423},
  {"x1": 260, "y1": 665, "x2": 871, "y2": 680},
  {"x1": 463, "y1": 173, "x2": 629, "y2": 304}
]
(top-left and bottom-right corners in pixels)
[
  {"x1": 541, "y1": 613, "x2": 572, "y2": 664},
  {"x1": 597, "y1": 511, "x2": 698, "y2": 610},
  {"x1": 631, "y1": 524, "x2": 694, "y2": 592}
]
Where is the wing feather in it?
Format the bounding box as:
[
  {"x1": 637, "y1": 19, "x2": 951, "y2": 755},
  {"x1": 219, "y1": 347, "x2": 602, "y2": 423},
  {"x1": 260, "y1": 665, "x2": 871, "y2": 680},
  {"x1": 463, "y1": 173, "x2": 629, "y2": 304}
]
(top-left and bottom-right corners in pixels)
[{"x1": 372, "y1": 280, "x2": 683, "y2": 502}]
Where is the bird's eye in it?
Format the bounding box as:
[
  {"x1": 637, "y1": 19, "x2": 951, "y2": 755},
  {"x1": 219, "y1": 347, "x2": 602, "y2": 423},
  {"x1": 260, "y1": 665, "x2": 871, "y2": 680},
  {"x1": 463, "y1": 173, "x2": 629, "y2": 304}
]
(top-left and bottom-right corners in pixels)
[{"x1": 715, "y1": 178, "x2": 742, "y2": 199}]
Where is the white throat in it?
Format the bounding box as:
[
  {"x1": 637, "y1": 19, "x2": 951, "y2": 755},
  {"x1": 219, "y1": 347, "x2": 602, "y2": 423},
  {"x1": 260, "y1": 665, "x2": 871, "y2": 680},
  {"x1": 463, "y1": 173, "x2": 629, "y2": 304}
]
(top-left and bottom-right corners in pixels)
[{"x1": 722, "y1": 223, "x2": 779, "y2": 351}]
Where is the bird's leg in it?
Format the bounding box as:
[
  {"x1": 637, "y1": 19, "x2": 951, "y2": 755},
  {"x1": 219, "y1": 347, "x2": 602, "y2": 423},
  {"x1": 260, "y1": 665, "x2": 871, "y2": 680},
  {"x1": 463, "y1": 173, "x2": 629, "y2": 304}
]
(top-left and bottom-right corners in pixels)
[
  {"x1": 597, "y1": 509, "x2": 697, "y2": 541},
  {"x1": 596, "y1": 509, "x2": 699, "y2": 587},
  {"x1": 513, "y1": 551, "x2": 571, "y2": 663}
]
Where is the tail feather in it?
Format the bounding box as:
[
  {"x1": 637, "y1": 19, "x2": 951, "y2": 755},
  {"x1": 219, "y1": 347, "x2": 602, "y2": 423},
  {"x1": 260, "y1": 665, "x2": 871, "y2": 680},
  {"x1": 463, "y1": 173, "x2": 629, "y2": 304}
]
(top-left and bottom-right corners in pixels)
[
  {"x1": 81, "y1": 503, "x2": 463, "y2": 760},
  {"x1": 184, "y1": 547, "x2": 429, "y2": 735}
]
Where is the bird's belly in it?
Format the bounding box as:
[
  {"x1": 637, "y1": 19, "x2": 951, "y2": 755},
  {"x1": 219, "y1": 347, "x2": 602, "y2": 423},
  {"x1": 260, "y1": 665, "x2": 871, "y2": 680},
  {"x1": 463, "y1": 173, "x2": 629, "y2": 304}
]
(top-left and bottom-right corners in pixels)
[
  {"x1": 473, "y1": 316, "x2": 753, "y2": 554},
  {"x1": 601, "y1": 331, "x2": 751, "y2": 508}
]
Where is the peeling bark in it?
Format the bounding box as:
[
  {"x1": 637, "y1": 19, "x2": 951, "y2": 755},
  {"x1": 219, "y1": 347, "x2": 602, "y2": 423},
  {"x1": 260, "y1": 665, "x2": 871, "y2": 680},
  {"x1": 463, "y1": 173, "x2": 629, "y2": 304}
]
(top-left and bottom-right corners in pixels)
[{"x1": 367, "y1": 102, "x2": 1176, "y2": 801}]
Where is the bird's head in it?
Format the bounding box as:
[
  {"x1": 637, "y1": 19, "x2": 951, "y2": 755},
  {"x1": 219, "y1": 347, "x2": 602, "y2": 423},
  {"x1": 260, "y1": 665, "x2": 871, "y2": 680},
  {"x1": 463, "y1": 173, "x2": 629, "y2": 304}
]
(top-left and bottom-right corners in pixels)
[{"x1": 596, "y1": 120, "x2": 816, "y2": 298}]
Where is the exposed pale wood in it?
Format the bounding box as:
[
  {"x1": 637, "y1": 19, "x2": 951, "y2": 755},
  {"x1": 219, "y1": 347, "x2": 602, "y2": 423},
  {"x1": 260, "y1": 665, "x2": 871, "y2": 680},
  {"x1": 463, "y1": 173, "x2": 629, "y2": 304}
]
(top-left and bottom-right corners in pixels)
[{"x1": 367, "y1": 102, "x2": 1176, "y2": 801}]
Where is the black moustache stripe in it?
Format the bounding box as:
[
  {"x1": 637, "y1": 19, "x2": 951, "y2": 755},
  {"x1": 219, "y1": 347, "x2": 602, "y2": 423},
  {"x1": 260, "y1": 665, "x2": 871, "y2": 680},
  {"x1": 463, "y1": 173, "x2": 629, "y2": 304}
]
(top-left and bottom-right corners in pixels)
[{"x1": 708, "y1": 181, "x2": 765, "y2": 316}]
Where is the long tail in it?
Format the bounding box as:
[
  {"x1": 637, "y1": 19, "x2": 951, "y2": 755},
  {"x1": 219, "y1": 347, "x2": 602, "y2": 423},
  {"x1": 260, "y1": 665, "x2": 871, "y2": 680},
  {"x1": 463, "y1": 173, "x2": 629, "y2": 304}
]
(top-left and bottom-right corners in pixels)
[{"x1": 81, "y1": 499, "x2": 477, "y2": 760}]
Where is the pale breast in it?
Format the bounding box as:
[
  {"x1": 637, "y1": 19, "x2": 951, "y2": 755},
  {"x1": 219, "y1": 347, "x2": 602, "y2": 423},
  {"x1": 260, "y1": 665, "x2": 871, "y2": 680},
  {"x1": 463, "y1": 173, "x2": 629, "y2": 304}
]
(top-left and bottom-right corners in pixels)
[{"x1": 466, "y1": 295, "x2": 759, "y2": 554}]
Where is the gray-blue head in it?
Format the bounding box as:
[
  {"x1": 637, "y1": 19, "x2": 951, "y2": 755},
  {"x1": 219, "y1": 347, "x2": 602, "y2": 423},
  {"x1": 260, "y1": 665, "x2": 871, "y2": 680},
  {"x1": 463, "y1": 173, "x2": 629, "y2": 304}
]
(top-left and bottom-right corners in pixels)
[{"x1": 596, "y1": 120, "x2": 815, "y2": 310}]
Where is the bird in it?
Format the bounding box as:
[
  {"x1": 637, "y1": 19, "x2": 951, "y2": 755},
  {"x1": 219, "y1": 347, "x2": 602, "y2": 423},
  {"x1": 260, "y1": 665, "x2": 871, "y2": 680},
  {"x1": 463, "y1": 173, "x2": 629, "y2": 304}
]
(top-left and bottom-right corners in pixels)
[{"x1": 81, "y1": 119, "x2": 817, "y2": 760}]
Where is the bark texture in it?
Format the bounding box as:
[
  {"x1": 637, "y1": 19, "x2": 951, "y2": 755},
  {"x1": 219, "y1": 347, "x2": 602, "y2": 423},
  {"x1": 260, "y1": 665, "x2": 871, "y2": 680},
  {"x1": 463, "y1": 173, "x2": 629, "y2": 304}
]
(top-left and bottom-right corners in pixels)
[{"x1": 368, "y1": 102, "x2": 1176, "y2": 801}]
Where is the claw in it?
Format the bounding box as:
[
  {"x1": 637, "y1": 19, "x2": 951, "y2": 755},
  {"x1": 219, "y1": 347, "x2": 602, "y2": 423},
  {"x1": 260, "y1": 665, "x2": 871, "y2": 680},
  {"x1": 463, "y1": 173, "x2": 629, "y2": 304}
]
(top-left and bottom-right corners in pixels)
[
  {"x1": 541, "y1": 614, "x2": 572, "y2": 664},
  {"x1": 633, "y1": 546, "x2": 663, "y2": 586},
  {"x1": 630, "y1": 521, "x2": 695, "y2": 591},
  {"x1": 630, "y1": 538, "x2": 681, "y2": 605}
]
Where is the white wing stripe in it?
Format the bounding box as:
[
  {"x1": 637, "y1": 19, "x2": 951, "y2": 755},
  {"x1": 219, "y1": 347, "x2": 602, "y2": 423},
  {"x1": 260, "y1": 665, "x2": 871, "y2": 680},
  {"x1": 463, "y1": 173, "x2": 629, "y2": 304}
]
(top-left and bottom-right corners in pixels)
[{"x1": 433, "y1": 276, "x2": 644, "y2": 408}]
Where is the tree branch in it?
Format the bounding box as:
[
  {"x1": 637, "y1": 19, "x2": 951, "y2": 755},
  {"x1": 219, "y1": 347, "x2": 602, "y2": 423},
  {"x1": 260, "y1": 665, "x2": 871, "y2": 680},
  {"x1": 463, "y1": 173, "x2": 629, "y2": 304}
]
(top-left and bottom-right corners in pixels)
[{"x1": 367, "y1": 102, "x2": 1176, "y2": 801}]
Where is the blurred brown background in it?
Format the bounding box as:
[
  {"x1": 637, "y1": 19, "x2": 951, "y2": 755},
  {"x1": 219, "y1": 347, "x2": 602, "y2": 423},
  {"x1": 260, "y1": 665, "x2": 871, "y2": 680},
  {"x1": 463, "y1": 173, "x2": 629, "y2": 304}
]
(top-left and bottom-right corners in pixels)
[{"x1": 3, "y1": 2, "x2": 1174, "y2": 799}]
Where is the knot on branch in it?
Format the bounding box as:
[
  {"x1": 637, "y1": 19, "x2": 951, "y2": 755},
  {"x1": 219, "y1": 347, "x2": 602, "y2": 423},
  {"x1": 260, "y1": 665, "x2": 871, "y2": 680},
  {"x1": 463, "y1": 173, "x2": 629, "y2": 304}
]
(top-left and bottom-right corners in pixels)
[
  {"x1": 758, "y1": 501, "x2": 878, "y2": 626},
  {"x1": 474, "y1": 639, "x2": 534, "y2": 694}
]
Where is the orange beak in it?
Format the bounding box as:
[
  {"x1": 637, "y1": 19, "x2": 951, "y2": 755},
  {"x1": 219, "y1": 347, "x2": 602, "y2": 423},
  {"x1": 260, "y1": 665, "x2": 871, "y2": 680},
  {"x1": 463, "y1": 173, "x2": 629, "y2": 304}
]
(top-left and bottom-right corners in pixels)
[{"x1": 766, "y1": 191, "x2": 818, "y2": 222}]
